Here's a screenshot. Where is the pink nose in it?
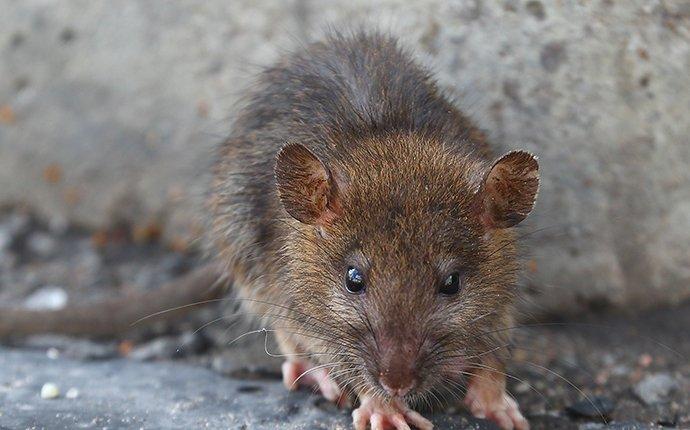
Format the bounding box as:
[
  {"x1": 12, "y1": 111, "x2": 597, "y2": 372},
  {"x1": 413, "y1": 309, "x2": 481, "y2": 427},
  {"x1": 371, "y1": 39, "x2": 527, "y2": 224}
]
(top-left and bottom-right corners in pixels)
[{"x1": 379, "y1": 375, "x2": 415, "y2": 397}]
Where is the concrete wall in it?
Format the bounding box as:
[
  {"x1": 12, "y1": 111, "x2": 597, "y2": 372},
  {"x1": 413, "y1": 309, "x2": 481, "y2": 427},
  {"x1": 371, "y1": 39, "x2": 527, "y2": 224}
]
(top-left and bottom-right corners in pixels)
[{"x1": 1, "y1": 0, "x2": 689, "y2": 314}]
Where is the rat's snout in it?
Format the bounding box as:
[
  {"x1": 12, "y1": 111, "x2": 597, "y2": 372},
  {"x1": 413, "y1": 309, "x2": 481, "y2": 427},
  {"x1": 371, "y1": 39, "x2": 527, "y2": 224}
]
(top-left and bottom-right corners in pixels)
[{"x1": 376, "y1": 343, "x2": 419, "y2": 397}]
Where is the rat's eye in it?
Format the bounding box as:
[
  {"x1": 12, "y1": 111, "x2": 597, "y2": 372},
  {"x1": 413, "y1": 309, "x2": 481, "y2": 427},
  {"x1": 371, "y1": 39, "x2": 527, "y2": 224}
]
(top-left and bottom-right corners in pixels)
[
  {"x1": 345, "y1": 267, "x2": 365, "y2": 294},
  {"x1": 439, "y1": 272, "x2": 462, "y2": 295}
]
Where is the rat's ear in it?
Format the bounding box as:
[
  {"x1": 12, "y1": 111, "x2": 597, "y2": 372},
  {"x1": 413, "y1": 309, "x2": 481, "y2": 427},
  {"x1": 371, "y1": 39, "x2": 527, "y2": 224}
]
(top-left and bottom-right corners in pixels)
[
  {"x1": 475, "y1": 150, "x2": 539, "y2": 229},
  {"x1": 274, "y1": 143, "x2": 343, "y2": 225}
]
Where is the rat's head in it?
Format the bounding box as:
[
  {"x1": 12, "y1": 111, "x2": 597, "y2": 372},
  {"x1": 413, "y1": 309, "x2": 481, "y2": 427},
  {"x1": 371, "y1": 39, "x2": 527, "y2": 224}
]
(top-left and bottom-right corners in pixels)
[{"x1": 274, "y1": 134, "x2": 539, "y2": 401}]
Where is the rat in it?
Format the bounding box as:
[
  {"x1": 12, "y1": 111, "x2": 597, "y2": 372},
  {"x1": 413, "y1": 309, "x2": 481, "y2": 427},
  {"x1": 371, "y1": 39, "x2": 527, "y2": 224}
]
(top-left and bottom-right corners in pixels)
[
  {"x1": 207, "y1": 30, "x2": 539, "y2": 430},
  {"x1": 0, "y1": 29, "x2": 538, "y2": 430}
]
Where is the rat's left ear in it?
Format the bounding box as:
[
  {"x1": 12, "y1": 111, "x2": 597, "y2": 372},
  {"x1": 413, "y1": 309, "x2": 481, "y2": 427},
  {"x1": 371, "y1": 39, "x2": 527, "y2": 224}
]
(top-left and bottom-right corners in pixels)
[{"x1": 474, "y1": 150, "x2": 539, "y2": 229}]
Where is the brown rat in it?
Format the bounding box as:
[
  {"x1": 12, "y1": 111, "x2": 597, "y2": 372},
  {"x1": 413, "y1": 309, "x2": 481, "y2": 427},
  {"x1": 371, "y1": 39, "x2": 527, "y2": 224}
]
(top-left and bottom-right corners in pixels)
[
  {"x1": 209, "y1": 30, "x2": 539, "y2": 430},
  {"x1": 0, "y1": 29, "x2": 538, "y2": 430}
]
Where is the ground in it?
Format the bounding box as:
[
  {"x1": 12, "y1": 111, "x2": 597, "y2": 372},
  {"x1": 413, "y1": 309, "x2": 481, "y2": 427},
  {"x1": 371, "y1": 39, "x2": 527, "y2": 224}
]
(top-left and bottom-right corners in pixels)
[{"x1": 0, "y1": 208, "x2": 688, "y2": 429}]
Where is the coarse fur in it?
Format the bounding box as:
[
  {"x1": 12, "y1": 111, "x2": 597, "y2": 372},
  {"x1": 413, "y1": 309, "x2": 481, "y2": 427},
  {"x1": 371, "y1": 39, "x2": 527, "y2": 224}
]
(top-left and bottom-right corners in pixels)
[{"x1": 209, "y1": 30, "x2": 538, "y2": 428}]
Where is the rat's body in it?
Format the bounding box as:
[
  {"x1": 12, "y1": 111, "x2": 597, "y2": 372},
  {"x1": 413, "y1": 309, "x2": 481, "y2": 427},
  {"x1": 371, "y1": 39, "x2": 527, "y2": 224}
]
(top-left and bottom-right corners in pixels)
[{"x1": 209, "y1": 31, "x2": 538, "y2": 430}]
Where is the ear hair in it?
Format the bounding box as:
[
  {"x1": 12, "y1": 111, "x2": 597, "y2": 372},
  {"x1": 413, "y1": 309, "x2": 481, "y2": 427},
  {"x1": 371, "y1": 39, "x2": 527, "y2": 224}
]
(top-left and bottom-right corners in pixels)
[
  {"x1": 475, "y1": 150, "x2": 539, "y2": 229},
  {"x1": 274, "y1": 143, "x2": 343, "y2": 225}
]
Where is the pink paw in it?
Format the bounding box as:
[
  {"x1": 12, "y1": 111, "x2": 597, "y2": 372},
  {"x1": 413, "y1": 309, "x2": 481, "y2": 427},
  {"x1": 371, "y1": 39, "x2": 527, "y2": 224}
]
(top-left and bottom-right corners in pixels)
[
  {"x1": 464, "y1": 390, "x2": 529, "y2": 430},
  {"x1": 282, "y1": 360, "x2": 345, "y2": 406},
  {"x1": 352, "y1": 395, "x2": 433, "y2": 430}
]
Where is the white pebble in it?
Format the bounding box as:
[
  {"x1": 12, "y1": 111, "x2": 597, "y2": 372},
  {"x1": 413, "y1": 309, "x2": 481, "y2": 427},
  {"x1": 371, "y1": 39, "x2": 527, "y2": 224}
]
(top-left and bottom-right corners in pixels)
[
  {"x1": 46, "y1": 348, "x2": 60, "y2": 360},
  {"x1": 40, "y1": 382, "x2": 60, "y2": 399},
  {"x1": 24, "y1": 286, "x2": 68, "y2": 310},
  {"x1": 65, "y1": 388, "x2": 79, "y2": 399}
]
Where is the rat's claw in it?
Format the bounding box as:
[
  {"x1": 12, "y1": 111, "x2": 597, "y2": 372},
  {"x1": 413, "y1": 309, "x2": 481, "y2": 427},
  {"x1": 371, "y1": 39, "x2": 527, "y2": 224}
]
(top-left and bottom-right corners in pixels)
[
  {"x1": 352, "y1": 395, "x2": 433, "y2": 430},
  {"x1": 282, "y1": 360, "x2": 347, "y2": 406}
]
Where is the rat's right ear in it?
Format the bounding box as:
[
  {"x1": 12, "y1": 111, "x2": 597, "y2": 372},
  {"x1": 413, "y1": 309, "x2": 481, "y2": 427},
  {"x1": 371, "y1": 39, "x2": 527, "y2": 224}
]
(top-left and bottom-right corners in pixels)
[
  {"x1": 474, "y1": 150, "x2": 539, "y2": 229},
  {"x1": 274, "y1": 143, "x2": 343, "y2": 225}
]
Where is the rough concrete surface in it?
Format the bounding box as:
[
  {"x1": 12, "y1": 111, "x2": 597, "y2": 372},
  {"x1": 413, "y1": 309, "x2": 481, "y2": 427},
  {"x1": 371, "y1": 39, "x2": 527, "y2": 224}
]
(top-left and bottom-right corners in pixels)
[{"x1": 1, "y1": 1, "x2": 689, "y2": 314}]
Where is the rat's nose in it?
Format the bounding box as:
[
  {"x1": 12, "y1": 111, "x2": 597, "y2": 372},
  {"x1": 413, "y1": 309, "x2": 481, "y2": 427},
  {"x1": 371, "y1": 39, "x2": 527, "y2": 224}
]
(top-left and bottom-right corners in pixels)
[
  {"x1": 379, "y1": 370, "x2": 416, "y2": 397},
  {"x1": 379, "y1": 376, "x2": 414, "y2": 397},
  {"x1": 376, "y1": 336, "x2": 420, "y2": 397}
]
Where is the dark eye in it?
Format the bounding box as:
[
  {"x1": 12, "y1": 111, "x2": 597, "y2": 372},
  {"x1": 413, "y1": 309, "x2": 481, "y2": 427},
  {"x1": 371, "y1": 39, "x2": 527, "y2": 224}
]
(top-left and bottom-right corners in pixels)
[
  {"x1": 440, "y1": 272, "x2": 462, "y2": 295},
  {"x1": 345, "y1": 267, "x2": 365, "y2": 294}
]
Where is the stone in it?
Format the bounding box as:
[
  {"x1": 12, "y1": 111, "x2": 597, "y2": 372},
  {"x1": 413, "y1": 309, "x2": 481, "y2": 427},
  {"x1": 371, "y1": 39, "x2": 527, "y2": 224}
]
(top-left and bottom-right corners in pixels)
[
  {"x1": 633, "y1": 373, "x2": 678, "y2": 405},
  {"x1": 566, "y1": 396, "x2": 614, "y2": 420},
  {"x1": 26, "y1": 232, "x2": 57, "y2": 257},
  {"x1": 39, "y1": 382, "x2": 60, "y2": 399},
  {"x1": 65, "y1": 387, "x2": 79, "y2": 399},
  {"x1": 0, "y1": 1, "x2": 689, "y2": 315},
  {"x1": 23, "y1": 286, "x2": 68, "y2": 310}
]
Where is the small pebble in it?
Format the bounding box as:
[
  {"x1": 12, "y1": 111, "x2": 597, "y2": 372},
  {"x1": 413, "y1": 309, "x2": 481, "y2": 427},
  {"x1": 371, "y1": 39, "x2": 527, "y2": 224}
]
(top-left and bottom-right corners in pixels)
[
  {"x1": 40, "y1": 382, "x2": 60, "y2": 399},
  {"x1": 633, "y1": 373, "x2": 678, "y2": 405},
  {"x1": 27, "y1": 232, "x2": 57, "y2": 256},
  {"x1": 46, "y1": 348, "x2": 60, "y2": 360},
  {"x1": 566, "y1": 396, "x2": 614, "y2": 420},
  {"x1": 24, "y1": 286, "x2": 68, "y2": 310},
  {"x1": 65, "y1": 388, "x2": 79, "y2": 399}
]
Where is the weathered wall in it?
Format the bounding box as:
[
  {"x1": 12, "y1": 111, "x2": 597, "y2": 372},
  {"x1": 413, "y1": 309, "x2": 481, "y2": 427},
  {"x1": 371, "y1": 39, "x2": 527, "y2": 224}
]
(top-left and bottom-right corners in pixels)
[{"x1": 1, "y1": 0, "x2": 689, "y2": 314}]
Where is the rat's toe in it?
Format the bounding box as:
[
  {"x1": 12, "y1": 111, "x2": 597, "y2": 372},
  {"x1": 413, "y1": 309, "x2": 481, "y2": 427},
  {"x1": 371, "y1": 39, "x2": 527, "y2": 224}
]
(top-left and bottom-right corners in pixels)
[
  {"x1": 352, "y1": 405, "x2": 369, "y2": 430},
  {"x1": 282, "y1": 361, "x2": 302, "y2": 391},
  {"x1": 488, "y1": 410, "x2": 514, "y2": 430},
  {"x1": 370, "y1": 413, "x2": 386, "y2": 430},
  {"x1": 464, "y1": 391, "x2": 528, "y2": 430},
  {"x1": 282, "y1": 360, "x2": 345, "y2": 405},
  {"x1": 403, "y1": 409, "x2": 434, "y2": 430},
  {"x1": 506, "y1": 401, "x2": 529, "y2": 430},
  {"x1": 389, "y1": 413, "x2": 412, "y2": 430},
  {"x1": 314, "y1": 368, "x2": 344, "y2": 403},
  {"x1": 353, "y1": 395, "x2": 432, "y2": 430}
]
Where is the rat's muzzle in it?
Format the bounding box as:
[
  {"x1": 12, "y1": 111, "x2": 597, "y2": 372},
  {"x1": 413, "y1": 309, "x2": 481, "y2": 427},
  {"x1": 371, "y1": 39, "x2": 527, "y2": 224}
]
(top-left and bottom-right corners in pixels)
[{"x1": 376, "y1": 344, "x2": 419, "y2": 398}]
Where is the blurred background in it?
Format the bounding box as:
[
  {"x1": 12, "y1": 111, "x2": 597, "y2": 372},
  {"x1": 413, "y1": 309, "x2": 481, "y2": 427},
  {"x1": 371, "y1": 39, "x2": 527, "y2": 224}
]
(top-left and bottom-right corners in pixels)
[
  {"x1": 2, "y1": 1, "x2": 689, "y2": 317},
  {"x1": 1, "y1": 1, "x2": 689, "y2": 429}
]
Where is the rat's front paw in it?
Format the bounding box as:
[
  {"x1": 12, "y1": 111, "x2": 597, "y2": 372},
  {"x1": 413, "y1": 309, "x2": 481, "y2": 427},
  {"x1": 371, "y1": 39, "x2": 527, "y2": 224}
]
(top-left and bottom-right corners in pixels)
[
  {"x1": 352, "y1": 395, "x2": 433, "y2": 430},
  {"x1": 282, "y1": 360, "x2": 346, "y2": 406},
  {"x1": 464, "y1": 389, "x2": 528, "y2": 430}
]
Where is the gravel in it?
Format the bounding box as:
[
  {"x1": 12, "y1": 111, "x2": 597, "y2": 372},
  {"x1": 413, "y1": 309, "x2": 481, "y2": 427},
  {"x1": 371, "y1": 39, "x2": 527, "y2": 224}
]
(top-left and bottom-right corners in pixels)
[{"x1": 633, "y1": 373, "x2": 679, "y2": 405}]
